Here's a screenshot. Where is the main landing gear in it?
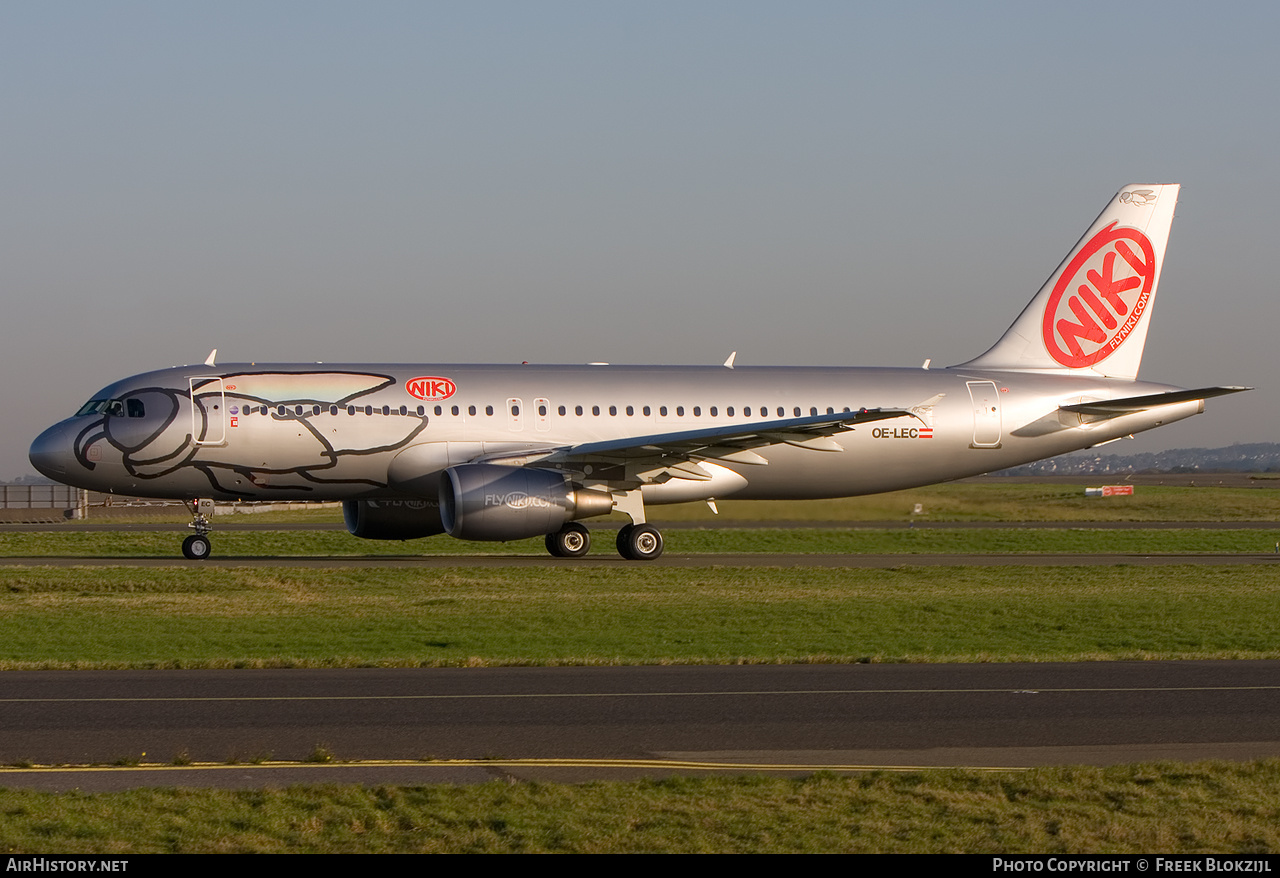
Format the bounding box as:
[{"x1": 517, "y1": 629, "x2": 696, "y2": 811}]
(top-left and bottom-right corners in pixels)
[
  {"x1": 542, "y1": 488, "x2": 666, "y2": 561},
  {"x1": 615, "y1": 523, "x2": 664, "y2": 561},
  {"x1": 542, "y1": 521, "x2": 666, "y2": 560},
  {"x1": 545, "y1": 522, "x2": 591, "y2": 557},
  {"x1": 182, "y1": 498, "x2": 214, "y2": 560}
]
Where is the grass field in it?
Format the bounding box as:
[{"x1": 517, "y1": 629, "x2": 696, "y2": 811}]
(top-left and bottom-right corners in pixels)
[
  {"x1": 4, "y1": 526, "x2": 1280, "y2": 558},
  {"x1": 1, "y1": 563, "x2": 1277, "y2": 668},
  {"x1": 3, "y1": 763, "x2": 1279, "y2": 853}
]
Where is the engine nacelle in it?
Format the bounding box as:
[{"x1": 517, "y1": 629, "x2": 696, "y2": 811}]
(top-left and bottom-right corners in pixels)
[
  {"x1": 343, "y1": 498, "x2": 445, "y2": 541},
  {"x1": 439, "y1": 464, "x2": 614, "y2": 541}
]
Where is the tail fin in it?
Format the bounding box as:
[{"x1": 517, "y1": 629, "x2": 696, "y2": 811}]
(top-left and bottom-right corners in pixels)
[{"x1": 959, "y1": 183, "x2": 1180, "y2": 380}]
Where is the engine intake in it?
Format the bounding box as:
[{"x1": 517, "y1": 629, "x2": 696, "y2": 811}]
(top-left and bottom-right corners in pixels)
[{"x1": 439, "y1": 464, "x2": 613, "y2": 541}]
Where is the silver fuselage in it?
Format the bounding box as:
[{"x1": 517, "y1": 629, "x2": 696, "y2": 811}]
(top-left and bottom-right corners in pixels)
[{"x1": 29, "y1": 362, "x2": 1198, "y2": 505}]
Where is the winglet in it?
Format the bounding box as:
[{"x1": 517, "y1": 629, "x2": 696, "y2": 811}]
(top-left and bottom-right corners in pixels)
[
  {"x1": 723, "y1": 352, "x2": 737, "y2": 369},
  {"x1": 204, "y1": 349, "x2": 218, "y2": 367}
]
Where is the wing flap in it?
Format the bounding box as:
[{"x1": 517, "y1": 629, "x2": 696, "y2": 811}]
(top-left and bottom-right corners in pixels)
[{"x1": 541, "y1": 407, "x2": 914, "y2": 466}]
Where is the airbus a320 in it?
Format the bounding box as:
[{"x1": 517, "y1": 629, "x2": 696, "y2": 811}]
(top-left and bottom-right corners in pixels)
[{"x1": 29, "y1": 184, "x2": 1246, "y2": 560}]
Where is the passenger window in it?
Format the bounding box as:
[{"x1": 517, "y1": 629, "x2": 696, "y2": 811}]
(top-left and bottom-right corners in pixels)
[
  {"x1": 575, "y1": 405, "x2": 583, "y2": 416},
  {"x1": 399, "y1": 405, "x2": 407, "y2": 416},
  {"x1": 313, "y1": 405, "x2": 321, "y2": 416},
  {"x1": 330, "y1": 405, "x2": 338, "y2": 416},
  {"x1": 794, "y1": 407, "x2": 801, "y2": 417},
  {"x1": 468, "y1": 405, "x2": 476, "y2": 416},
  {"x1": 486, "y1": 405, "x2": 494, "y2": 416},
  {"x1": 592, "y1": 405, "x2": 600, "y2": 416},
  {"x1": 365, "y1": 405, "x2": 373, "y2": 416},
  {"x1": 710, "y1": 406, "x2": 717, "y2": 417},
  {"x1": 676, "y1": 406, "x2": 684, "y2": 417},
  {"x1": 660, "y1": 406, "x2": 667, "y2": 416},
  {"x1": 451, "y1": 405, "x2": 459, "y2": 416},
  {"x1": 347, "y1": 406, "x2": 355, "y2": 416},
  {"x1": 626, "y1": 405, "x2": 633, "y2": 416},
  {"x1": 693, "y1": 406, "x2": 700, "y2": 417},
  {"x1": 727, "y1": 406, "x2": 734, "y2": 417},
  {"x1": 417, "y1": 405, "x2": 424, "y2": 416},
  {"x1": 295, "y1": 406, "x2": 304, "y2": 417},
  {"x1": 777, "y1": 407, "x2": 784, "y2": 417},
  {"x1": 558, "y1": 405, "x2": 566, "y2": 416},
  {"x1": 539, "y1": 404, "x2": 548, "y2": 416},
  {"x1": 810, "y1": 407, "x2": 818, "y2": 416},
  {"x1": 382, "y1": 405, "x2": 390, "y2": 416},
  {"x1": 643, "y1": 406, "x2": 651, "y2": 416},
  {"x1": 609, "y1": 405, "x2": 617, "y2": 416},
  {"x1": 434, "y1": 406, "x2": 442, "y2": 416},
  {"x1": 744, "y1": 407, "x2": 752, "y2": 417}
]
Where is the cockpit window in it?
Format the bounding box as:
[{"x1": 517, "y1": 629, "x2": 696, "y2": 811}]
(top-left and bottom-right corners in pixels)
[
  {"x1": 76, "y1": 398, "x2": 125, "y2": 417},
  {"x1": 77, "y1": 397, "x2": 149, "y2": 418}
]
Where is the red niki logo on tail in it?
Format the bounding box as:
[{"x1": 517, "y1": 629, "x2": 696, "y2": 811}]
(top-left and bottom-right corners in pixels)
[{"x1": 1041, "y1": 222, "x2": 1156, "y2": 368}]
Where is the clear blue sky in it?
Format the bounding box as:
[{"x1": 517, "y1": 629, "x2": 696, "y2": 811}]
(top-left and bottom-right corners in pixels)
[{"x1": 2, "y1": 2, "x2": 1275, "y2": 478}]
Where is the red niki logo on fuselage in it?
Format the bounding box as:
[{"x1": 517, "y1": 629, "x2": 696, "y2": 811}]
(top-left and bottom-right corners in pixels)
[
  {"x1": 1041, "y1": 222, "x2": 1156, "y2": 368},
  {"x1": 406, "y1": 376, "x2": 457, "y2": 401}
]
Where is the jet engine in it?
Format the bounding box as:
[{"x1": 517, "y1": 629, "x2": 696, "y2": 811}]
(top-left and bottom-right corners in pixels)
[
  {"x1": 343, "y1": 498, "x2": 445, "y2": 540},
  {"x1": 439, "y1": 464, "x2": 614, "y2": 541}
]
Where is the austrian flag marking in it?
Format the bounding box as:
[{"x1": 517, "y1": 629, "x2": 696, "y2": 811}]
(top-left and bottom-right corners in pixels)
[
  {"x1": 1042, "y1": 222, "x2": 1157, "y2": 368},
  {"x1": 406, "y1": 376, "x2": 457, "y2": 401}
]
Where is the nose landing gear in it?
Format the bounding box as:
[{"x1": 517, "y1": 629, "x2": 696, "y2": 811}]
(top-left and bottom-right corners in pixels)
[{"x1": 183, "y1": 498, "x2": 214, "y2": 560}]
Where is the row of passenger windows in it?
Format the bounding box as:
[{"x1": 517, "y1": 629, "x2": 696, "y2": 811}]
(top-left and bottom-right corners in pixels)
[
  {"x1": 246, "y1": 403, "x2": 848, "y2": 419},
  {"x1": 554, "y1": 405, "x2": 844, "y2": 418},
  {"x1": 238, "y1": 404, "x2": 430, "y2": 417}
]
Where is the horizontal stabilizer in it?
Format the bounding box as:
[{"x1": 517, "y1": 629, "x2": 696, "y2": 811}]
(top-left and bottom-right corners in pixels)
[{"x1": 1059, "y1": 386, "x2": 1250, "y2": 416}]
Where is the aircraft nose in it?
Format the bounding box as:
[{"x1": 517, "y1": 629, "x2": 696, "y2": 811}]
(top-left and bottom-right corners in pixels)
[{"x1": 29, "y1": 422, "x2": 73, "y2": 479}]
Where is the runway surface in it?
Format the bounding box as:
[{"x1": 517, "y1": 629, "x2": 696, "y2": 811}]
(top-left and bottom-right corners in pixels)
[
  {"x1": 2, "y1": 552, "x2": 1278, "y2": 568},
  {"x1": 1, "y1": 662, "x2": 1278, "y2": 790}
]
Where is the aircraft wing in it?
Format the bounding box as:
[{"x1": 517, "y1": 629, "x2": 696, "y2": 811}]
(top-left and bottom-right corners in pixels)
[
  {"x1": 1058, "y1": 386, "x2": 1250, "y2": 417},
  {"x1": 478, "y1": 407, "x2": 916, "y2": 484}
]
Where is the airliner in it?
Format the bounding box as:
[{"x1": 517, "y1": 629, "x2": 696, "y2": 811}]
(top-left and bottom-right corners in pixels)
[{"x1": 29, "y1": 184, "x2": 1245, "y2": 560}]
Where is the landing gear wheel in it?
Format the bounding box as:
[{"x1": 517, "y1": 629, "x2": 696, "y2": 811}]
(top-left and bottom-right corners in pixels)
[
  {"x1": 182, "y1": 534, "x2": 212, "y2": 560},
  {"x1": 545, "y1": 522, "x2": 591, "y2": 558},
  {"x1": 617, "y1": 523, "x2": 663, "y2": 561},
  {"x1": 616, "y1": 524, "x2": 635, "y2": 559}
]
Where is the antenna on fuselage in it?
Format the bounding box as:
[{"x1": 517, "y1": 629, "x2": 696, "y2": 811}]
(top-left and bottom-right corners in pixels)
[{"x1": 204, "y1": 349, "x2": 218, "y2": 367}]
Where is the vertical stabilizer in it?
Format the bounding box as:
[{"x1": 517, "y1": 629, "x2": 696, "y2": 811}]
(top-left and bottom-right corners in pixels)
[{"x1": 958, "y1": 184, "x2": 1179, "y2": 380}]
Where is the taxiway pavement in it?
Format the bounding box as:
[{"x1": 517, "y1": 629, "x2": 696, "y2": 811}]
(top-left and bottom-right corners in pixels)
[{"x1": 1, "y1": 662, "x2": 1277, "y2": 790}]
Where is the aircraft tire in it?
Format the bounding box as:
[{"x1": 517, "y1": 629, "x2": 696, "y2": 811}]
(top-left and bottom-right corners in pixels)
[
  {"x1": 182, "y1": 534, "x2": 212, "y2": 560},
  {"x1": 545, "y1": 522, "x2": 591, "y2": 558},
  {"x1": 615, "y1": 524, "x2": 635, "y2": 560},
  {"x1": 619, "y1": 524, "x2": 663, "y2": 561}
]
